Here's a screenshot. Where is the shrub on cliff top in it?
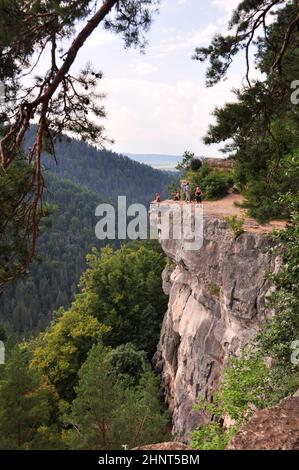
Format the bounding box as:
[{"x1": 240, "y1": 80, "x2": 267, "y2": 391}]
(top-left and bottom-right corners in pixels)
[{"x1": 184, "y1": 163, "x2": 234, "y2": 201}]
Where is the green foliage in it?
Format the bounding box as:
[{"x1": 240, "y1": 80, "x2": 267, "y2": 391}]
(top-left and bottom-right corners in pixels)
[
  {"x1": 197, "y1": 2, "x2": 299, "y2": 222},
  {"x1": 0, "y1": 139, "x2": 174, "y2": 335},
  {"x1": 29, "y1": 239, "x2": 167, "y2": 399},
  {"x1": 193, "y1": 1, "x2": 299, "y2": 86},
  {"x1": 202, "y1": 171, "x2": 233, "y2": 200},
  {"x1": 209, "y1": 284, "x2": 221, "y2": 297},
  {"x1": 0, "y1": 1, "x2": 162, "y2": 288},
  {"x1": 190, "y1": 422, "x2": 235, "y2": 451},
  {"x1": 105, "y1": 343, "x2": 147, "y2": 385},
  {"x1": 37, "y1": 131, "x2": 175, "y2": 207},
  {"x1": 190, "y1": 352, "x2": 295, "y2": 450},
  {"x1": 259, "y1": 291, "x2": 299, "y2": 364},
  {"x1": 258, "y1": 194, "x2": 299, "y2": 364},
  {"x1": 190, "y1": 158, "x2": 202, "y2": 171},
  {"x1": 0, "y1": 235, "x2": 170, "y2": 449},
  {"x1": 211, "y1": 354, "x2": 270, "y2": 420},
  {"x1": 0, "y1": 159, "x2": 35, "y2": 288},
  {"x1": 184, "y1": 163, "x2": 234, "y2": 200},
  {"x1": 0, "y1": 345, "x2": 62, "y2": 449},
  {"x1": 225, "y1": 215, "x2": 245, "y2": 239},
  {"x1": 176, "y1": 151, "x2": 196, "y2": 171},
  {"x1": 240, "y1": 153, "x2": 299, "y2": 223},
  {"x1": 63, "y1": 343, "x2": 169, "y2": 450},
  {"x1": 0, "y1": 173, "x2": 109, "y2": 335},
  {"x1": 31, "y1": 307, "x2": 108, "y2": 401},
  {"x1": 75, "y1": 242, "x2": 168, "y2": 356}
]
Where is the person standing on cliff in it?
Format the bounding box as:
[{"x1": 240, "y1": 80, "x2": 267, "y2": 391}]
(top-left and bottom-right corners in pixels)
[
  {"x1": 195, "y1": 187, "x2": 202, "y2": 205},
  {"x1": 185, "y1": 182, "x2": 191, "y2": 203}
]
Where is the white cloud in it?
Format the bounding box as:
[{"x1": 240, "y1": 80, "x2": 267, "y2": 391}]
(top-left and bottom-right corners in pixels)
[
  {"x1": 134, "y1": 61, "x2": 158, "y2": 76},
  {"x1": 85, "y1": 28, "x2": 118, "y2": 48},
  {"x1": 75, "y1": 0, "x2": 249, "y2": 156},
  {"x1": 149, "y1": 23, "x2": 219, "y2": 59},
  {"x1": 101, "y1": 73, "x2": 241, "y2": 156}
]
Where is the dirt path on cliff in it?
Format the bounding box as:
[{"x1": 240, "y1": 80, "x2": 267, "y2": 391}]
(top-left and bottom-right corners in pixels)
[{"x1": 163, "y1": 193, "x2": 287, "y2": 234}]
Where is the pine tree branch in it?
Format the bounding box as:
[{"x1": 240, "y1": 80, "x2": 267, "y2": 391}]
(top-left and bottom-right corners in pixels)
[{"x1": 271, "y1": 10, "x2": 299, "y2": 74}]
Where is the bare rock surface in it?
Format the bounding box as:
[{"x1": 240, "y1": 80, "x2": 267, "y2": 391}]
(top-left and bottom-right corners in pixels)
[{"x1": 228, "y1": 394, "x2": 299, "y2": 450}]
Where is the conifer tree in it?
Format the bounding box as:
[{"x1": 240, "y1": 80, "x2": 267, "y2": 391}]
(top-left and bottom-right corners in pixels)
[
  {"x1": 64, "y1": 343, "x2": 169, "y2": 450},
  {"x1": 0, "y1": 346, "x2": 61, "y2": 449}
]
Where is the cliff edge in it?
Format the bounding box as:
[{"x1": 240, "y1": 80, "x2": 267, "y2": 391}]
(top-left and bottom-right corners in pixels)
[{"x1": 153, "y1": 195, "x2": 283, "y2": 441}]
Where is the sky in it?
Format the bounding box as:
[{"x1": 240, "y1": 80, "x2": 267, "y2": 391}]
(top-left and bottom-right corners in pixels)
[{"x1": 63, "y1": 0, "x2": 247, "y2": 156}]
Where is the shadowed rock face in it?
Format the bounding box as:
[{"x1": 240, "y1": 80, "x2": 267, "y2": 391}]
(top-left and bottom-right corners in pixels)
[
  {"x1": 228, "y1": 393, "x2": 299, "y2": 450},
  {"x1": 153, "y1": 216, "x2": 280, "y2": 442}
]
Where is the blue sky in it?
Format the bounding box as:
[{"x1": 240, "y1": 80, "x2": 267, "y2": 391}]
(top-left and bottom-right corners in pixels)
[{"x1": 69, "y1": 0, "x2": 247, "y2": 156}]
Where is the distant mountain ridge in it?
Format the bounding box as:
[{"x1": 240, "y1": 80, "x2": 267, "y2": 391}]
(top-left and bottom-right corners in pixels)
[{"x1": 125, "y1": 153, "x2": 182, "y2": 171}]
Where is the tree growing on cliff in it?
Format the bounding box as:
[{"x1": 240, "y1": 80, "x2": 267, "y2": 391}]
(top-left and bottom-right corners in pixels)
[{"x1": 195, "y1": 1, "x2": 299, "y2": 222}]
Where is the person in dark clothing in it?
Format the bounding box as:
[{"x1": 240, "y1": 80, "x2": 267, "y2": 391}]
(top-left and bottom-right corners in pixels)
[
  {"x1": 195, "y1": 187, "x2": 202, "y2": 204},
  {"x1": 173, "y1": 190, "x2": 180, "y2": 202}
]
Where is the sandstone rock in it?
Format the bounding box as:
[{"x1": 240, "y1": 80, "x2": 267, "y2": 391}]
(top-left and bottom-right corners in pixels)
[
  {"x1": 228, "y1": 394, "x2": 299, "y2": 450},
  {"x1": 205, "y1": 158, "x2": 234, "y2": 171},
  {"x1": 153, "y1": 215, "x2": 279, "y2": 442}
]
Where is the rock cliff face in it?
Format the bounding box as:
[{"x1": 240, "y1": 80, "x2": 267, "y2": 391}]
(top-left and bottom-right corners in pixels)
[{"x1": 153, "y1": 214, "x2": 280, "y2": 441}]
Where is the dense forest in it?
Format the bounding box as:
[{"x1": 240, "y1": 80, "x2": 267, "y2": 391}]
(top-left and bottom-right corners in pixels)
[
  {"x1": 0, "y1": 136, "x2": 175, "y2": 334},
  {"x1": 0, "y1": 241, "x2": 170, "y2": 450},
  {"x1": 0, "y1": 173, "x2": 111, "y2": 333}
]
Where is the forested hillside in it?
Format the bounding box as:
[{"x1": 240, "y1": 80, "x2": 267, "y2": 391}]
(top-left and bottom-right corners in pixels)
[
  {"x1": 0, "y1": 131, "x2": 175, "y2": 335},
  {"x1": 26, "y1": 128, "x2": 175, "y2": 206},
  {"x1": 0, "y1": 173, "x2": 111, "y2": 334}
]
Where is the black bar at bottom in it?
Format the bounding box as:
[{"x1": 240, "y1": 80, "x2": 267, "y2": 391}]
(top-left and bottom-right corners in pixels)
[{"x1": 0, "y1": 450, "x2": 298, "y2": 467}]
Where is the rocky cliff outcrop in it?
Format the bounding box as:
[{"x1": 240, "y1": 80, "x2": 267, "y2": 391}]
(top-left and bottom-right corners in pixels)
[
  {"x1": 205, "y1": 157, "x2": 234, "y2": 171},
  {"x1": 153, "y1": 211, "x2": 280, "y2": 441},
  {"x1": 228, "y1": 392, "x2": 299, "y2": 450}
]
